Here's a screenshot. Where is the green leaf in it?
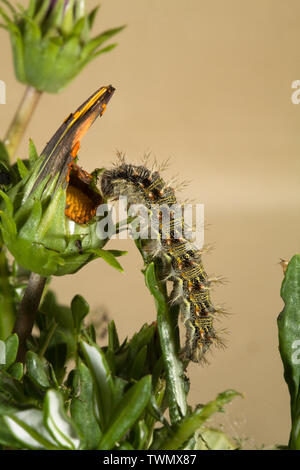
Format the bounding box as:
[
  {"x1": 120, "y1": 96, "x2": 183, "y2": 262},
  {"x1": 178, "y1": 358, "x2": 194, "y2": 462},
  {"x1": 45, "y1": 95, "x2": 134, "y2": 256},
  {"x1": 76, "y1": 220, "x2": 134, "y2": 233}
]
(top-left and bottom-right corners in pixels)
[
  {"x1": 58, "y1": 35, "x2": 81, "y2": 62},
  {"x1": 45, "y1": 342, "x2": 68, "y2": 385},
  {"x1": 17, "y1": 159, "x2": 29, "y2": 179},
  {"x1": 71, "y1": 294, "x2": 89, "y2": 332},
  {"x1": 3, "y1": 333, "x2": 18, "y2": 370},
  {"x1": 87, "y1": 5, "x2": 100, "y2": 29},
  {"x1": 33, "y1": 0, "x2": 51, "y2": 25},
  {"x1": 43, "y1": 389, "x2": 81, "y2": 449},
  {"x1": 132, "y1": 420, "x2": 149, "y2": 450},
  {"x1": 118, "y1": 441, "x2": 134, "y2": 450},
  {"x1": 43, "y1": 0, "x2": 64, "y2": 33},
  {"x1": 74, "y1": 0, "x2": 85, "y2": 21},
  {"x1": 0, "y1": 370, "x2": 32, "y2": 405},
  {"x1": 113, "y1": 323, "x2": 156, "y2": 379},
  {"x1": 0, "y1": 416, "x2": 22, "y2": 448},
  {"x1": 0, "y1": 0, "x2": 16, "y2": 17},
  {"x1": 0, "y1": 253, "x2": 20, "y2": 340},
  {"x1": 61, "y1": 0, "x2": 75, "y2": 35},
  {"x1": 81, "y1": 26, "x2": 125, "y2": 59},
  {"x1": 190, "y1": 427, "x2": 237, "y2": 450},
  {"x1": 0, "y1": 394, "x2": 19, "y2": 415},
  {"x1": 0, "y1": 188, "x2": 14, "y2": 217},
  {"x1": 128, "y1": 323, "x2": 156, "y2": 359},
  {"x1": 278, "y1": 254, "x2": 300, "y2": 449},
  {"x1": 71, "y1": 16, "x2": 86, "y2": 36},
  {"x1": 98, "y1": 375, "x2": 152, "y2": 450},
  {"x1": 25, "y1": 351, "x2": 51, "y2": 389},
  {"x1": 129, "y1": 345, "x2": 148, "y2": 380},
  {"x1": 0, "y1": 160, "x2": 11, "y2": 188},
  {"x1": 4, "y1": 408, "x2": 58, "y2": 449},
  {"x1": 70, "y1": 362, "x2": 102, "y2": 449},
  {"x1": 28, "y1": 138, "x2": 39, "y2": 168},
  {"x1": 90, "y1": 43, "x2": 117, "y2": 59},
  {"x1": 146, "y1": 381, "x2": 169, "y2": 429},
  {"x1": 0, "y1": 141, "x2": 9, "y2": 164},
  {"x1": 0, "y1": 5, "x2": 13, "y2": 26},
  {"x1": 27, "y1": 0, "x2": 38, "y2": 18},
  {"x1": 8, "y1": 362, "x2": 23, "y2": 381},
  {"x1": 157, "y1": 390, "x2": 241, "y2": 450},
  {"x1": 9, "y1": 25, "x2": 26, "y2": 82},
  {"x1": 89, "y1": 248, "x2": 124, "y2": 272},
  {"x1": 108, "y1": 320, "x2": 120, "y2": 352},
  {"x1": 107, "y1": 249, "x2": 128, "y2": 258},
  {"x1": 18, "y1": 199, "x2": 43, "y2": 240},
  {"x1": 40, "y1": 290, "x2": 74, "y2": 331},
  {"x1": 80, "y1": 340, "x2": 114, "y2": 431},
  {"x1": 111, "y1": 376, "x2": 127, "y2": 411}
]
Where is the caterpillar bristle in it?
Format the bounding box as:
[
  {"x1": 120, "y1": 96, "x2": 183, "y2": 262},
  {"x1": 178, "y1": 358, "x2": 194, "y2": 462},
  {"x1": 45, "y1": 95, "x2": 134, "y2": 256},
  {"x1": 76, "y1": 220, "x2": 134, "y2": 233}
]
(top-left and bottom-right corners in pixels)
[
  {"x1": 189, "y1": 221, "x2": 210, "y2": 232},
  {"x1": 198, "y1": 243, "x2": 215, "y2": 255},
  {"x1": 158, "y1": 157, "x2": 171, "y2": 173},
  {"x1": 214, "y1": 305, "x2": 231, "y2": 317},
  {"x1": 100, "y1": 160, "x2": 226, "y2": 364},
  {"x1": 181, "y1": 198, "x2": 197, "y2": 206},
  {"x1": 213, "y1": 329, "x2": 229, "y2": 349},
  {"x1": 169, "y1": 179, "x2": 191, "y2": 193},
  {"x1": 140, "y1": 151, "x2": 152, "y2": 167},
  {"x1": 115, "y1": 149, "x2": 127, "y2": 164},
  {"x1": 208, "y1": 275, "x2": 228, "y2": 285}
]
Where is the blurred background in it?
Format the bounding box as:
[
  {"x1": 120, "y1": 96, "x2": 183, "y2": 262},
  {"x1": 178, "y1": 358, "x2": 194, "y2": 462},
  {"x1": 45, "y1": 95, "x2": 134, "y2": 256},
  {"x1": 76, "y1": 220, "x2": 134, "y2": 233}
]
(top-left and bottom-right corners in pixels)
[{"x1": 1, "y1": 0, "x2": 300, "y2": 448}]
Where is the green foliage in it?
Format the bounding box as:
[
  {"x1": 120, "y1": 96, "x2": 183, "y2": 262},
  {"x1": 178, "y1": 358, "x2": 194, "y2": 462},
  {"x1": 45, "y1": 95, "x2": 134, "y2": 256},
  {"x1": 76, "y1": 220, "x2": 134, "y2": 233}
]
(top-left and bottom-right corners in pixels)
[
  {"x1": 187, "y1": 428, "x2": 238, "y2": 450},
  {"x1": 0, "y1": 0, "x2": 125, "y2": 93},
  {"x1": 0, "y1": 141, "x2": 10, "y2": 165},
  {"x1": 278, "y1": 254, "x2": 300, "y2": 449},
  {"x1": 0, "y1": 140, "x2": 125, "y2": 278},
  {"x1": 0, "y1": 176, "x2": 240, "y2": 450},
  {"x1": 0, "y1": 2, "x2": 242, "y2": 449},
  {"x1": 0, "y1": 291, "x2": 239, "y2": 450},
  {"x1": 0, "y1": 252, "x2": 28, "y2": 340}
]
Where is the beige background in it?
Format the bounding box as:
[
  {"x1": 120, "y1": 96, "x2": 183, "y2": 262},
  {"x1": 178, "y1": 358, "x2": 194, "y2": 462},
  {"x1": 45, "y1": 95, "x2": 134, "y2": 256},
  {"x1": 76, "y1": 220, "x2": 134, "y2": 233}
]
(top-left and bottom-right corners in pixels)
[{"x1": 1, "y1": 0, "x2": 300, "y2": 448}]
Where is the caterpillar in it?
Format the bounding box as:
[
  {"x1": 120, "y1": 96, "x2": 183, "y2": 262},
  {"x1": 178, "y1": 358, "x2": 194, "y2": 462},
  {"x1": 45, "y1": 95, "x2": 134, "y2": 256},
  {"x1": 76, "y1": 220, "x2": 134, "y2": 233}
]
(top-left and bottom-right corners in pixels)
[{"x1": 100, "y1": 159, "x2": 224, "y2": 363}]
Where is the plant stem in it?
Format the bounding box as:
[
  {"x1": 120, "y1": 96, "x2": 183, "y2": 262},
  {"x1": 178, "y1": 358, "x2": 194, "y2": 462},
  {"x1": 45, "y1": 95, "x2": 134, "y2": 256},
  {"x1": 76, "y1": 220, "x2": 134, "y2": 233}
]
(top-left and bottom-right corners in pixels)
[
  {"x1": 4, "y1": 86, "x2": 42, "y2": 161},
  {"x1": 156, "y1": 288, "x2": 187, "y2": 423},
  {"x1": 13, "y1": 272, "x2": 47, "y2": 363},
  {"x1": 39, "y1": 320, "x2": 58, "y2": 358},
  {"x1": 143, "y1": 260, "x2": 187, "y2": 424},
  {"x1": 159, "y1": 390, "x2": 240, "y2": 450},
  {"x1": 0, "y1": 248, "x2": 16, "y2": 339}
]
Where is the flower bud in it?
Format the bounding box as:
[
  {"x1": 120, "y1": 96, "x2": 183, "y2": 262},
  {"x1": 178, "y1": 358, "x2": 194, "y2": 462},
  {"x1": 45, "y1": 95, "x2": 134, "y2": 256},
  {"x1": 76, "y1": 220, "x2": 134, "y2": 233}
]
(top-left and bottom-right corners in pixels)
[
  {"x1": 0, "y1": 1, "x2": 125, "y2": 93},
  {"x1": 0, "y1": 86, "x2": 118, "y2": 277}
]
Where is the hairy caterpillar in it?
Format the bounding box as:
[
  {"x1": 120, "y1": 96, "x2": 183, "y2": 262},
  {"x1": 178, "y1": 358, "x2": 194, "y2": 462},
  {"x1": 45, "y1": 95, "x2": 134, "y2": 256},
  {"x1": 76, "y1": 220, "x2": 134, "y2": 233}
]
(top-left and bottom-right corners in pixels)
[{"x1": 100, "y1": 159, "x2": 224, "y2": 363}]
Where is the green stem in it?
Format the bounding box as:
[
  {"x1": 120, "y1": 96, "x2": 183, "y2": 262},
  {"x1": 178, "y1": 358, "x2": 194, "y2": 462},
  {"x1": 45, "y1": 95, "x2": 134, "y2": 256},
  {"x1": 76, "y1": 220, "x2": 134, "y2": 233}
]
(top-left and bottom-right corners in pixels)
[
  {"x1": 39, "y1": 320, "x2": 57, "y2": 358},
  {"x1": 159, "y1": 390, "x2": 240, "y2": 450},
  {"x1": 0, "y1": 248, "x2": 16, "y2": 339},
  {"x1": 13, "y1": 272, "x2": 47, "y2": 363},
  {"x1": 143, "y1": 259, "x2": 187, "y2": 424},
  {"x1": 144, "y1": 378, "x2": 167, "y2": 449},
  {"x1": 4, "y1": 86, "x2": 42, "y2": 161},
  {"x1": 156, "y1": 289, "x2": 187, "y2": 423}
]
